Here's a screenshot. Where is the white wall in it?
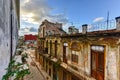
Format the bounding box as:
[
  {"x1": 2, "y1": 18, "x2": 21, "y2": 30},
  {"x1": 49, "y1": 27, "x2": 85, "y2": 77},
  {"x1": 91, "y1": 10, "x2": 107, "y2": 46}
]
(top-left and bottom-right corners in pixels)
[{"x1": 0, "y1": 0, "x2": 19, "y2": 79}]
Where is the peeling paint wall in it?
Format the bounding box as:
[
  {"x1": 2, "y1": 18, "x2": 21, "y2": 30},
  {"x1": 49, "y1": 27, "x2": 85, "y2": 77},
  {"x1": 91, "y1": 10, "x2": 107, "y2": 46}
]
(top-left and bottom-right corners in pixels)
[
  {"x1": 60, "y1": 37, "x2": 120, "y2": 80},
  {"x1": 0, "y1": 0, "x2": 19, "y2": 79},
  {"x1": 37, "y1": 35, "x2": 120, "y2": 80},
  {"x1": 107, "y1": 46, "x2": 118, "y2": 80}
]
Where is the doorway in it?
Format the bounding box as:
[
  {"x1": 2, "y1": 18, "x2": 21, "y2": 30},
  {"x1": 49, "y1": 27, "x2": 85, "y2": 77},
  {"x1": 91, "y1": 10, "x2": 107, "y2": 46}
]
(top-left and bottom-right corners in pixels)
[
  {"x1": 55, "y1": 41, "x2": 57, "y2": 58},
  {"x1": 50, "y1": 41, "x2": 52, "y2": 56},
  {"x1": 91, "y1": 45, "x2": 105, "y2": 80},
  {"x1": 63, "y1": 45, "x2": 67, "y2": 63}
]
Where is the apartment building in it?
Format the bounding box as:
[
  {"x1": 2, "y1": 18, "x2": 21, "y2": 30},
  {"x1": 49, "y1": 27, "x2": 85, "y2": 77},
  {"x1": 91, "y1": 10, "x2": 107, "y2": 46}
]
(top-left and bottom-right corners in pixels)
[{"x1": 36, "y1": 17, "x2": 120, "y2": 80}]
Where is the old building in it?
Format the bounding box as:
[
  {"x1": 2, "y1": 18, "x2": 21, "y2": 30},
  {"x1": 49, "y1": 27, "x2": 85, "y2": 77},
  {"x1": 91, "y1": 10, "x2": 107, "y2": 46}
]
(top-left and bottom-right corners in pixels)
[
  {"x1": 68, "y1": 26, "x2": 79, "y2": 34},
  {"x1": 38, "y1": 19, "x2": 66, "y2": 38},
  {"x1": 0, "y1": 0, "x2": 20, "y2": 79},
  {"x1": 24, "y1": 34, "x2": 37, "y2": 48},
  {"x1": 36, "y1": 17, "x2": 120, "y2": 80},
  {"x1": 24, "y1": 34, "x2": 37, "y2": 41}
]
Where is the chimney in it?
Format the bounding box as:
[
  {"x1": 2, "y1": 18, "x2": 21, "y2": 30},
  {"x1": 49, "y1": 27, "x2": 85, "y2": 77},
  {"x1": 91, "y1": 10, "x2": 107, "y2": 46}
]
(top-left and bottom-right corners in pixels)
[
  {"x1": 115, "y1": 16, "x2": 120, "y2": 30},
  {"x1": 82, "y1": 24, "x2": 88, "y2": 34},
  {"x1": 68, "y1": 26, "x2": 73, "y2": 34}
]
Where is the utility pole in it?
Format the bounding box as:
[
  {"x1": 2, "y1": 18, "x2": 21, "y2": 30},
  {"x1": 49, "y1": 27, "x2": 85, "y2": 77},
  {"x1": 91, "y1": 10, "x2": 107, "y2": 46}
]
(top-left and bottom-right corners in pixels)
[{"x1": 107, "y1": 11, "x2": 109, "y2": 30}]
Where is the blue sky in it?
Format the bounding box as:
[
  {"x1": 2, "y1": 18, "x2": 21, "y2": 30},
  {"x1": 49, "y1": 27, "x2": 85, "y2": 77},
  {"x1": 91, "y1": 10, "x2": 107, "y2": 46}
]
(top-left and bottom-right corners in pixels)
[
  {"x1": 48, "y1": 0, "x2": 120, "y2": 23},
  {"x1": 20, "y1": 0, "x2": 120, "y2": 36}
]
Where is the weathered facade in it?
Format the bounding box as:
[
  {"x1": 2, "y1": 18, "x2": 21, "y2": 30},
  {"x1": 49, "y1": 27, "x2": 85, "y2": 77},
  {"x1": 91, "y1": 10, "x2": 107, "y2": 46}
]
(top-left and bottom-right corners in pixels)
[
  {"x1": 0, "y1": 0, "x2": 20, "y2": 79},
  {"x1": 36, "y1": 17, "x2": 120, "y2": 80},
  {"x1": 38, "y1": 20, "x2": 66, "y2": 38}
]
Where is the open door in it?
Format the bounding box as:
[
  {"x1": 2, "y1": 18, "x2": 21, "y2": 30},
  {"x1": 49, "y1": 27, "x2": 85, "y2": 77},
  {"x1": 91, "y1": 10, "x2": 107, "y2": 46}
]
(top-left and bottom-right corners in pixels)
[
  {"x1": 63, "y1": 46, "x2": 67, "y2": 63},
  {"x1": 91, "y1": 46, "x2": 105, "y2": 80}
]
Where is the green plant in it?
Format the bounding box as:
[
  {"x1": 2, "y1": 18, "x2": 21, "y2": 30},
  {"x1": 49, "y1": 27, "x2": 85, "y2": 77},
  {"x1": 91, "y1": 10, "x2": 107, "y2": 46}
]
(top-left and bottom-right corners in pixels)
[
  {"x1": 22, "y1": 52, "x2": 28, "y2": 58},
  {"x1": 21, "y1": 52, "x2": 28, "y2": 63},
  {"x1": 2, "y1": 59, "x2": 30, "y2": 80}
]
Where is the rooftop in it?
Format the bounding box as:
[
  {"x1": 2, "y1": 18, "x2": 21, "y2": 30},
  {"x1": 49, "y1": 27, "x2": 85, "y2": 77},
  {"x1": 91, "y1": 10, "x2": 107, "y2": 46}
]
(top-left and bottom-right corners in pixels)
[{"x1": 61, "y1": 29, "x2": 120, "y2": 38}]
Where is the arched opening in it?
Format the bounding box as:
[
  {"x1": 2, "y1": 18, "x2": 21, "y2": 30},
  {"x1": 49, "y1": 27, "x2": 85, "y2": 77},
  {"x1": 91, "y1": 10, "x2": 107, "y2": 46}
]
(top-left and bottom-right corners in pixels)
[
  {"x1": 45, "y1": 40, "x2": 48, "y2": 53},
  {"x1": 54, "y1": 40, "x2": 57, "y2": 58},
  {"x1": 63, "y1": 42, "x2": 68, "y2": 63},
  {"x1": 50, "y1": 40, "x2": 52, "y2": 56},
  {"x1": 42, "y1": 40, "x2": 44, "y2": 52},
  {"x1": 43, "y1": 27, "x2": 45, "y2": 37}
]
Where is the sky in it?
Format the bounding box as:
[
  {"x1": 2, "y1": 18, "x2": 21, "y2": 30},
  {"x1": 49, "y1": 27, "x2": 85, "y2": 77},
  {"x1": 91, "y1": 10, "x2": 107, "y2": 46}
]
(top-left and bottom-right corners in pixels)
[{"x1": 19, "y1": 0, "x2": 120, "y2": 36}]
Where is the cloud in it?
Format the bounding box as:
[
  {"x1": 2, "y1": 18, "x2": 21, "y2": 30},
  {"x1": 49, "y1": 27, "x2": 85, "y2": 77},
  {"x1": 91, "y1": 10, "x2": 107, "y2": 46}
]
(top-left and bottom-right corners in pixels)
[
  {"x1": 19, "y1": 27, "x2": 38, "y2": 36},
  {"x1": 62, "y1": 23, "x2": 71, "y2": 32},
  {"x1": 20, "y1": 0, "x2": 69, "y2": 25},
  {"x1": 29, "y1": 27, "x2": 38, "y2": 32},
  {"x1": 93, "y1": 17, "x2": 104, "y2": 23}
]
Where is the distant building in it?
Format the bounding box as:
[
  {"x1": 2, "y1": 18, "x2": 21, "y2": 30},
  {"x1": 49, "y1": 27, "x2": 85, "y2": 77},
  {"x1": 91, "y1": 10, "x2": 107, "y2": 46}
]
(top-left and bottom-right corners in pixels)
[
  {"x1": 24, "y1": 34, "x2": 37, "y2": 41},
  {"x1": 24, "y1": 34, "x2": 37, "y2": 48},
  {"x1": 68, "y1": 26, "x2": 79, "y2": 34},
  {"x1": 38, "y1": 20, "x2": 66, "y2": 38}
]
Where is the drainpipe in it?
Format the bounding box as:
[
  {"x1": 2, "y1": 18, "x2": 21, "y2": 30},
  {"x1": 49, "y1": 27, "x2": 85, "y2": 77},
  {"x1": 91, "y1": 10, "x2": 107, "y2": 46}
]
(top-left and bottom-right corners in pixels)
[{"x1": 10, "y1": 0, "x2": 13, "y2": 61}]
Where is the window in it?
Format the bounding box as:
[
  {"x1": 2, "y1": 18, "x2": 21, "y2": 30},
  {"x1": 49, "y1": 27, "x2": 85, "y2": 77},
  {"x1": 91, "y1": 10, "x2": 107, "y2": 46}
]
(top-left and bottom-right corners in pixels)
[
  {"x1": 63, "y1": 43, "x2": 68, "y2": 63},
  {"x1": 54, "y1": 41, "x2": 57, "y2": 58},
  {"x1": 50, "y1": 41, "x2": 52, "y2": 55},
  {"x1": 71, "y1": 51, "x2": 78, "y2": 63},
  {"x1": 43, "y1": 27, "x2": 45, "y2": 37},
  {"x1": 71, "y1": 42, "x2": 80, "y2": 64},
  {"x1": 45, "y1": 40, "x2": 48, "y2": 53},
  {"x1": 91, "y1": 46, "x2": 104, "y2": 52}
]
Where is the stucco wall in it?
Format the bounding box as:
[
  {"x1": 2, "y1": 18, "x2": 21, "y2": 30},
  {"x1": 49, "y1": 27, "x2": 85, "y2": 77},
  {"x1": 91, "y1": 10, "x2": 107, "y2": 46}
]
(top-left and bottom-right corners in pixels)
[
  {"x1": 107, "y1": 46, "x2": 118, "y2": 80},
  {"x1": 0, "y1": 0, "x2": 19, "y2": 79}
]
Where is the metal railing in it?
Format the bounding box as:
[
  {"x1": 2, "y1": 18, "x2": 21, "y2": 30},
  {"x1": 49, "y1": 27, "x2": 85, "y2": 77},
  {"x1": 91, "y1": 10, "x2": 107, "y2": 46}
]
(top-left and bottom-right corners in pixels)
[
  {"x1": 79, "y1": 19, "x2": 116, "y2": 32},
  {"x1": 88, "y1": 19, "x2": 116, "y2": 32}
]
